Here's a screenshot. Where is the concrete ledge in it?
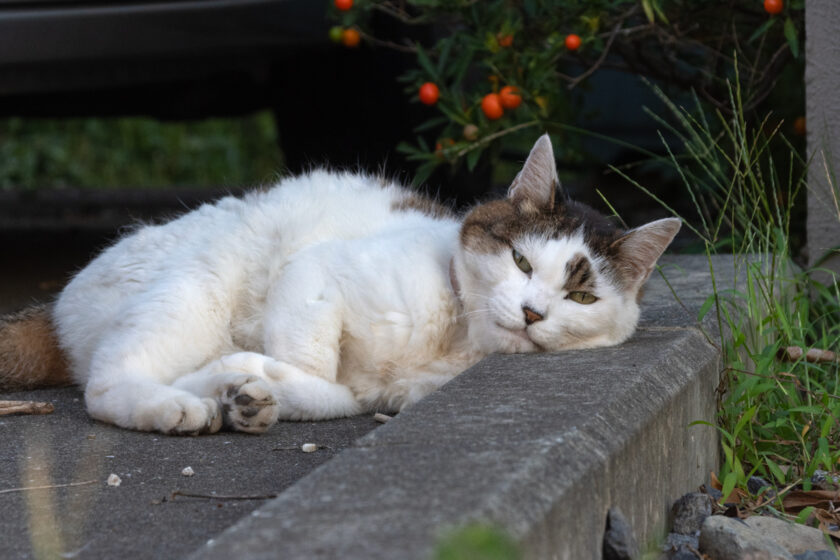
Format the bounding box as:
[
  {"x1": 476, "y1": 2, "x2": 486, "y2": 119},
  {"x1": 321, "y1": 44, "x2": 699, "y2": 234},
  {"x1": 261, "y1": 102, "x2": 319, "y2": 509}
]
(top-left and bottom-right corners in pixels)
[{"x1": 192, "y1": 255, "x2": 728, "y2": 560}]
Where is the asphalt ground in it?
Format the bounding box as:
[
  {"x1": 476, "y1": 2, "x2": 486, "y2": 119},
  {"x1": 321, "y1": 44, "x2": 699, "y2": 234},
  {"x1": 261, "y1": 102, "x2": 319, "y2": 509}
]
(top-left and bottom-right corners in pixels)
[{"x1": 0, "y1": 230, "x2": 381, "y2": 559}]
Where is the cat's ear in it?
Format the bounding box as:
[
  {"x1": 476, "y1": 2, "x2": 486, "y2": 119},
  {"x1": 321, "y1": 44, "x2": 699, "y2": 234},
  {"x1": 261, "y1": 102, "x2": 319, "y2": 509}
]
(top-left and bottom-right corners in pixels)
[
  {"x1": 507, "y1": 134, "x2": 560, "y2": 210},
  {"x1": 611, "y1": 218, "x2": 681, "y2": 291}
]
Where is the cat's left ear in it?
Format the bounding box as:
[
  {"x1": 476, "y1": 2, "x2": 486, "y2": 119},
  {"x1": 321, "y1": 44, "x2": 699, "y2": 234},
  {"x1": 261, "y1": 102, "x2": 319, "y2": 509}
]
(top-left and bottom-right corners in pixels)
[
  {"x1": 508, "y1": 134, "x2": 560, "y2": 211},
  {"x1": 611, "y1": 218, "x2": 681, "y2": 291}
]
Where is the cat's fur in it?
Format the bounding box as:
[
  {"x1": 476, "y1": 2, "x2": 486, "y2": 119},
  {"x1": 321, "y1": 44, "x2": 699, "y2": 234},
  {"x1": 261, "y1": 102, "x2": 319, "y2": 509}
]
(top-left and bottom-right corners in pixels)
[{"x1": 0, "y1": 135, "x2": 680, "y2": 435}]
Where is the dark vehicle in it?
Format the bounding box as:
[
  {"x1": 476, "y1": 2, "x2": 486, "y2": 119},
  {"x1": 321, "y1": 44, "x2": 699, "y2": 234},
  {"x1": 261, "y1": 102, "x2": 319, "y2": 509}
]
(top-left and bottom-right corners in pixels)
[{"x1": 0, "y1": 0, "x2": 420, "y2": 172}]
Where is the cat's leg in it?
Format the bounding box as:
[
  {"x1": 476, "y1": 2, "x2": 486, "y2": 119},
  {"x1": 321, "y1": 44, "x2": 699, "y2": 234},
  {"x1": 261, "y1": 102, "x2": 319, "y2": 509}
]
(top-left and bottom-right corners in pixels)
[
  {"x1": 176, "y1": 352, "x2": 361, "y2": 424},
  {"x1": 82, "y1": 279, "x2": 234, "y2": 435}
]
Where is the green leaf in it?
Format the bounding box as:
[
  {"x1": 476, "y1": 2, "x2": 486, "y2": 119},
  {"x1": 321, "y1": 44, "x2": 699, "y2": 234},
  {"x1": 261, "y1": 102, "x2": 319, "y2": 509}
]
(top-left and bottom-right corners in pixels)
[
  {"x1": 412, "y1": 160, "x2": 439, "y2": 187},
  {"x1": 749, "y1": 18, "x2": 777, "y2": 43},
  {"x1": 416, "y1": 44, "x2": 439, "y2": 81},
  {"x1": 466, "y1": 147, "x2": 482, "y2": 172},
  {"x1": 721, "y1": 471, "x2": 737, "y2": 504},
  {"x1": 784, "y1": 17, "x2": 799, "y2": 58},
  {"x1": 641, "y1": 0, "x2": 655, "y2": 23},
  {"x1": 795, "y1": 506, "x2": 815, "y2": 525},
  {"x1": 413, "y1": 116, "x2": 449, "y2": 134},
  {"x1": 765, "y1": 457, "x2": 786, "y2": 485},
  {"x1": 697, "y1": 293, "x2": 717, "y2": 321}
]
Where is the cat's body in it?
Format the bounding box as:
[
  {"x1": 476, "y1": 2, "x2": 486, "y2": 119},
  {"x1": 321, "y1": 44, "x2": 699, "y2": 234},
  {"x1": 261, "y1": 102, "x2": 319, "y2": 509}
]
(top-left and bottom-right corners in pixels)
[{"x1": 0, "y1": 135, "x2": 680, "y2": 435}]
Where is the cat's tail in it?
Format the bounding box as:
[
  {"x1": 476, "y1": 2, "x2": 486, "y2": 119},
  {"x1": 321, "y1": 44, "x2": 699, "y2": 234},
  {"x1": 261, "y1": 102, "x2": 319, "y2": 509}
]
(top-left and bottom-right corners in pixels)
[{"x1": 0, "y1": 304, "x2": 72, "y2": 391}]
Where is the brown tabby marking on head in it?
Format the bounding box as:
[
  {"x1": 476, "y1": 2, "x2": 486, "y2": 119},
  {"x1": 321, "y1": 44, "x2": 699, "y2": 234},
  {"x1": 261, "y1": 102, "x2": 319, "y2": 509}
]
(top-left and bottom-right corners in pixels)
[
  {"x1": 392, "y1": 193, "x2": 453, "y2": 220},
  {"x1": 563, "y1": 253, "x2": 596, "y2": 292},
  {"x1": 461, "y1": 195, "x2": 625, "y2": 259}
]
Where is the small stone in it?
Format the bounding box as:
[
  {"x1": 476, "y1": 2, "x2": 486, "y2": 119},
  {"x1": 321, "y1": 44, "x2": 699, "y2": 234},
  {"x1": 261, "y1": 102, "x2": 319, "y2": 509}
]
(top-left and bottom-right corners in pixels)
[
  {"x1": 699, "y1": 516, "x2": 794, "y2": 560},
  {"x1": 107, "y1": 473, "x2": 121, "y2": 487},
  {"x1": 747, "y1": 476, "x2": 776, "y2": 498},
  {"x1": 706, "y1": 486, "x2": 723, "y2": 501},
  {"x1": 301, "y1": 443, "x2": 317, "y2": 453},
  {"x1": 744, "y1": 517, "x2": 834, "y2": 555},
  {"x1": 794, "y1": 551, "x2": 837, "y2": 560},
  {"x1": 373, "y1": 413, "x2": 392, "y2": 423},
  {"x1": 603, "y1": 507, "x2": 638, "y2": 560},
  {"x1": 661, "y1": 532, "x2": 700, "y2": 559},
  {"x1": 810, "y1": 470, "x2": 839, "y2": 490},
  {"x1": 181, "y1": 466, "x2": 195, "y2": 477},
  {"x1": 672, "y1": 492, "x2": 712, "y2": 535}
]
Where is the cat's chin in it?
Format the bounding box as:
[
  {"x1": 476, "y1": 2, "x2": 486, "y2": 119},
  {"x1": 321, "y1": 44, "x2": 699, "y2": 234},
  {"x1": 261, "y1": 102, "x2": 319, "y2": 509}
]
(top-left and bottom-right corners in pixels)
[{"x1": 484, "y1": 323, "x2": 543, "y2": 354}]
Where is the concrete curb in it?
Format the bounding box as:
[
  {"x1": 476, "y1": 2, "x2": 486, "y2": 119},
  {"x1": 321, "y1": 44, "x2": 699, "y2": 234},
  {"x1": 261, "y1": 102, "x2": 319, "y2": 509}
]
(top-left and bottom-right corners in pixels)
[{"x1": 190, "y1": 255, "x2": 729, "y2": 560}]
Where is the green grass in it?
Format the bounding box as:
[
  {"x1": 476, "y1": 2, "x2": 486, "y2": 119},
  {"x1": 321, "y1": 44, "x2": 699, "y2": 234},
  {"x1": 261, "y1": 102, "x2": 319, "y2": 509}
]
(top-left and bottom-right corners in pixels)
[
  {"x1": 623, "y1": 75, "x2": 840, "y2": 509},
  {"x1": 0, "y1": 112, "x2": 284, "y2": 190}
]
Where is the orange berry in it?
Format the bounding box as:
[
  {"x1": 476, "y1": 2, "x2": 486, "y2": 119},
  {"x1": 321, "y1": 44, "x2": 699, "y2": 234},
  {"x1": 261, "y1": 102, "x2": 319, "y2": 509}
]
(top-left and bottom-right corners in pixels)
[
  {"x1": 565, "y1": 33, "x2": 582, "y2": 51},
  {"x1": 764, "y1": 0, "x2": 783, "y2": 14},
  {"x1": 418, "y1": 82, "x2": 440, "y2": 106},
  {"x1": 499, "y1": 86, "x2": 522, "y2": 110},
  {"x1": 793, "y1": 116, "x2": 806, "y2": 136},
  {"x1": 481, "y1": 93, "x2": 504, "y2": 120},
  {"x1": 334, "y1": 0, "x2": 353, "y2": 11},
  {"x1": 341, "y1": 28, "x2": 361, "y2": 48},
  {"x1": 498, "y1": 34, "x2": 514, "y2": 48}
]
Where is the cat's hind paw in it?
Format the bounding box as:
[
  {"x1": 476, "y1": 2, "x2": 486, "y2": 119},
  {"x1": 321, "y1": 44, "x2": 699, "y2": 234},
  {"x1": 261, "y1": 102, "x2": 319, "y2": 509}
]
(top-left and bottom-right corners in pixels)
[{"x1": 220, "y1": 376, "x2": 279, "y2": 434}]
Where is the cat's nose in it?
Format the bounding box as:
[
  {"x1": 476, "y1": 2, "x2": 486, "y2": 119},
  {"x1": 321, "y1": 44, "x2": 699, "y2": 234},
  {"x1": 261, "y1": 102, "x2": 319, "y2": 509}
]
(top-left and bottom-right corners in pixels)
[{"x1": 522, "y1": 306, "x2": 545, "y2": 325}]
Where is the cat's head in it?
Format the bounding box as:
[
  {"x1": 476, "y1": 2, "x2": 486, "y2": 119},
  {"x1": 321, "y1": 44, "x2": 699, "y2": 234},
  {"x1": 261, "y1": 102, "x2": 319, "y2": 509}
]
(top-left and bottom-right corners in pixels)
[{"x1": 453, "y1": 134, "x2": 680, "y2": 354}]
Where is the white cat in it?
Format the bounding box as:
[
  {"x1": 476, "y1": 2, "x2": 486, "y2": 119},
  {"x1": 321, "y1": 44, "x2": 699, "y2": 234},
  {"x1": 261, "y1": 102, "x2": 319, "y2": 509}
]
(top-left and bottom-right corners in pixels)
[{"x1": 0, "y1": 135, "x2": 679, "y2": 435}]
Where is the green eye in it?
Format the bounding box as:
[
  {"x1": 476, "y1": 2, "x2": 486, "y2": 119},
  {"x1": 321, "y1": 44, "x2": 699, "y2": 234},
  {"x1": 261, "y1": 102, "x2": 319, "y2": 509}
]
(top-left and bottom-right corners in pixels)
[
  {"x1": 567, "y1": 291, "x2": 598, "y2": 305},
  {"x1": 512, "y1": 249, "x2": 532, "y2": 274}
]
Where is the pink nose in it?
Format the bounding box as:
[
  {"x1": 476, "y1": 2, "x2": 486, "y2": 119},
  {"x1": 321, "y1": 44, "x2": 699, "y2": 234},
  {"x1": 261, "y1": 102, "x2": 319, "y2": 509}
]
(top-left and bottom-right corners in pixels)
[{"x1": 523, "y1": 306, "x2": 544, "y2": 325}]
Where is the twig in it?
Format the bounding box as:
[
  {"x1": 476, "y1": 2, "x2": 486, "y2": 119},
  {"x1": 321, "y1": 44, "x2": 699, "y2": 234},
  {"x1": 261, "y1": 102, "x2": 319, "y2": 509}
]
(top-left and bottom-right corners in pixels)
[
  {"x1": 566, "y1": 19, "x2": 624, "y2": 90},
  {"x1": 0, "y1": 400, "x2": 55, "y2": 416},
  {"x1": 778, "y1": 346, "x2": 839, "y2": 364},
  {"x1": 455, "y1": 120, "x2": 540, "y2": 158},
  {"x1": 0, "y1": 479, "x2": 96, "y2": 495},
  {"x1": 170, "y1": 490, "x2": 277, "y2": 501},
  {"x1": 357, "y1": 30, "x2": 418, "y2": 53}
]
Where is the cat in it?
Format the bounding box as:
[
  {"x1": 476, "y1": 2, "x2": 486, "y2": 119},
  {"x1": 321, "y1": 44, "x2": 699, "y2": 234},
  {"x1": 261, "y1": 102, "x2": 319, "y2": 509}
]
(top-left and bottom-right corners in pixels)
[{"x1": 0, "y1": 135, "x2": 680, "y2": 435}]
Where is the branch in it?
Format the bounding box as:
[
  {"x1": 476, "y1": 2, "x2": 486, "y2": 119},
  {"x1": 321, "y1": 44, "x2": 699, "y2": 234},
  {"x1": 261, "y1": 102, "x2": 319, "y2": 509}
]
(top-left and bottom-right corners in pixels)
[
  {"x1": 566, "y1": 19, "x2": 624, "y2": 90},
  {"x1": 454, "y1": 120, "x2": 540, "y2": 158},
  {"x1": 0, "y1": 400, "x2": 54, "y2": 416},
  {"x1": 357, "y1": 30, "x2": 418, "y2": 53},
  {"x1": 0, "y1": 480, "x2": 96, "y2": 495}
]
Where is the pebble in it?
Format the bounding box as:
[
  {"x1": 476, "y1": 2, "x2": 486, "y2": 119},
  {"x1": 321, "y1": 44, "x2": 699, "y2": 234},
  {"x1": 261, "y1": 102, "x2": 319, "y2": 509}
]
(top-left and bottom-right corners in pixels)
[
  {"x1": 301, "y1": 443, "x2": 318, "y2": 453},
  {"x1": 699, "y1": 515, "x2": 794, "y2": 560},
  {"x1": 181, "y1": 466, "x2": 195, "y2": 477},
  {"x1": 671, "y1": 492, "x2": 712, "y2": 535},
  {"x1": 810, "y1": 470, "x2": 840, "y2": 490},
  {"x1": 106, "y1": 473, "x2": 121, "y2": 487},
  {"x1": 602, "y1": 507, "x2": 638, "y2": 560},
  {"x1": 742, "y1": 516, "x2": 834, "y2": 556},
  {"x1": 794, "y1": 551, "x2": 837, "y2": 560},
  {"x1": 747, "y1": 476, "x2": 776, "y2": 499}
]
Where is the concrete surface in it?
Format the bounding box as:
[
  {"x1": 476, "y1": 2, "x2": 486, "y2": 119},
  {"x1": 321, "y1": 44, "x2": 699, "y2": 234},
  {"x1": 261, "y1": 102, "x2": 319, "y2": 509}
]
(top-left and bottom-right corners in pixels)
[
  {"x1": 189, "y1": 254, "x2": 726, "y2": 560},
  {"x1": 806, "y1": 0, "x2": 840, "y2": 276},
  {"x1": 1, "y1": 233, "x2": 727, "y2": 559}
]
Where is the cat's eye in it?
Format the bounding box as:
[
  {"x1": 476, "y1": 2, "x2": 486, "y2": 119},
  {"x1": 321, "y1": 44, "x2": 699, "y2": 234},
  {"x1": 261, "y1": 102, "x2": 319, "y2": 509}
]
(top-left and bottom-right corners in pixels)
[
  {"x1": 512, "y1": 249, "x2": 532, "y2": 274},
  {"x1": 567, "y1": 291, "x2": 598, "y2": 305}
]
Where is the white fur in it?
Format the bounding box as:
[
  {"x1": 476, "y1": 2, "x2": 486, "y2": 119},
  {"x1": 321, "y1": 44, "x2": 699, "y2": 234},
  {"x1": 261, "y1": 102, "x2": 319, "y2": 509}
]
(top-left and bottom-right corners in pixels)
[{"x1": 54, "y1": 152, "x2": 665, "y2": 435}]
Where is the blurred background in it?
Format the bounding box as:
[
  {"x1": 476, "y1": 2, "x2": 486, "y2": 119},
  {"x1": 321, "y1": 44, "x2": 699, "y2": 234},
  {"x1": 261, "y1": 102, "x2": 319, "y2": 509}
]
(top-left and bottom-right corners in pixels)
[{"x1": 0, "y1": 0, "x2": 806, "y2": 311}]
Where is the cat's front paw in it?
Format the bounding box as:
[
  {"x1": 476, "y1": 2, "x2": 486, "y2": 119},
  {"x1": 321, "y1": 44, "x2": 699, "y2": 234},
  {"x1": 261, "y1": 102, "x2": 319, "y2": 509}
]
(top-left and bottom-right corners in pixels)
[
  {"x1": 220, "y1": 376, "x2": 279, "y2": 434},
  {"x1": 154, "y1": 396, "x2": 222, "y2": 436}
]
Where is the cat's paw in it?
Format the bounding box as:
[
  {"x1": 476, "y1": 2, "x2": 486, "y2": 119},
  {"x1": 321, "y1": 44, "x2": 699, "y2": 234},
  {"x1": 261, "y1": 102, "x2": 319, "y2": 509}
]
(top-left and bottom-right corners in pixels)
[
  {"x1": 219, "y1": 376, "x2": 279, "y2": 434},
  {"x1": 153, "y1": 396, "x2": 222, "y2": 436}
]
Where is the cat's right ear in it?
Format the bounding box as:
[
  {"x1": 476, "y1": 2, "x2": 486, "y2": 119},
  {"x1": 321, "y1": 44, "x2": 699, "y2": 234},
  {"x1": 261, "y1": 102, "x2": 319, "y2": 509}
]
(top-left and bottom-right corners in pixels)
[{"x1": 507, "y1": 134, "x2": 560, "y2": 211}]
